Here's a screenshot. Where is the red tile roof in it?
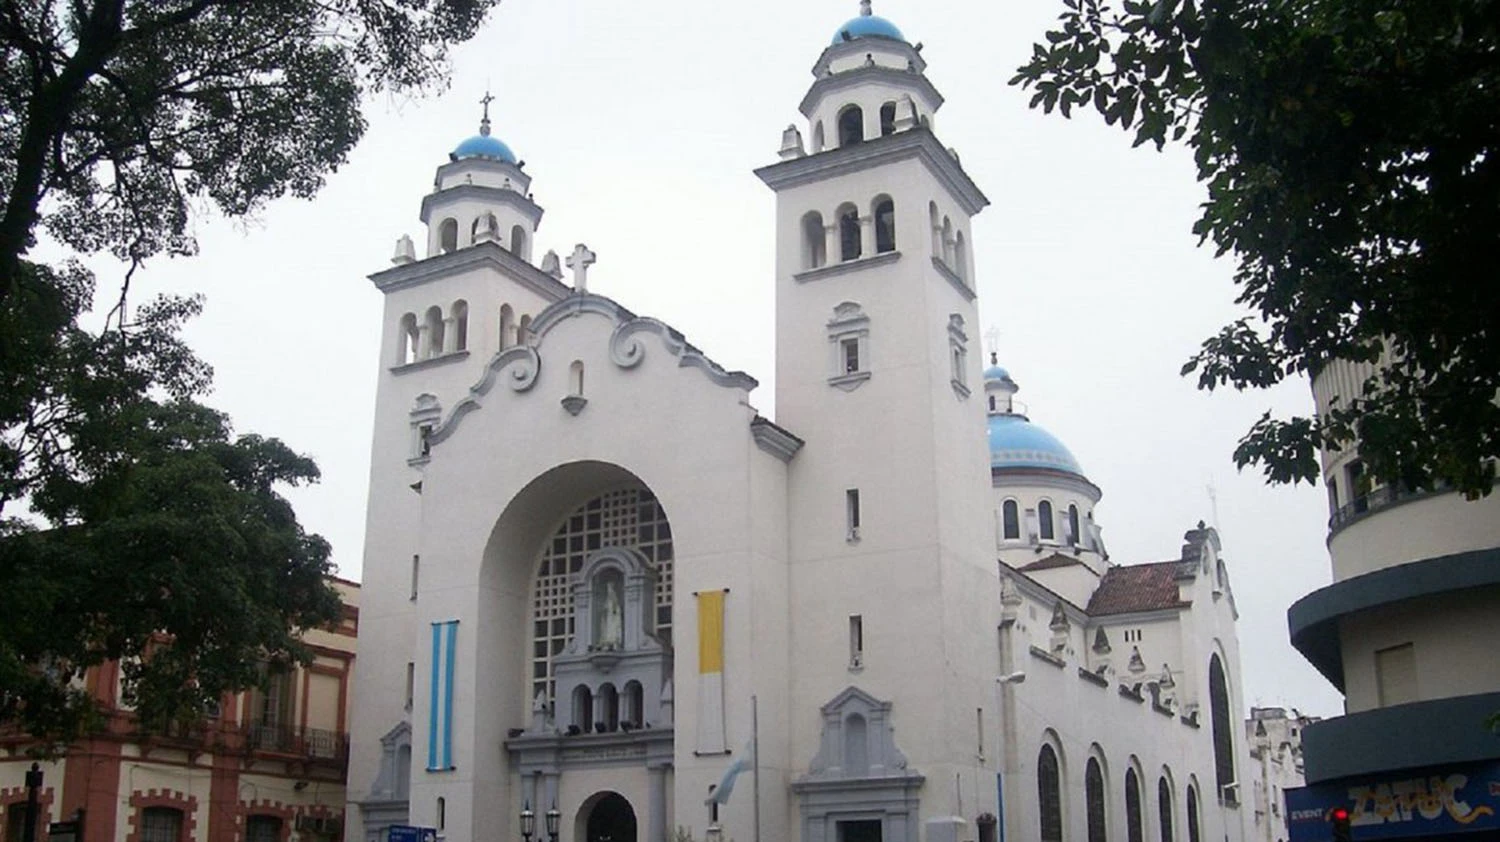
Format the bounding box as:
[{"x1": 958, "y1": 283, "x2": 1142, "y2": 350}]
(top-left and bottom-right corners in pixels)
[{"x1": 1085, "y1": 560, "x2": 1195, "y2": 616}]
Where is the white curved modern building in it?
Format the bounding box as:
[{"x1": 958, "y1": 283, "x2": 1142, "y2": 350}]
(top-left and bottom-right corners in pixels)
[
  {"x1": 1282, "y1": 357, "x2": 1500, "y2": 841},
  {"x1": 344, "y1": 6, "x2": 1258, "y2": 842}
]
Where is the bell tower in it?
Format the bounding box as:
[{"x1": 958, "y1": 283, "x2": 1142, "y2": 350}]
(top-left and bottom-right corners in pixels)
[{"x1": 756, "y1": 4, "x2": 1003, "y2": 837}]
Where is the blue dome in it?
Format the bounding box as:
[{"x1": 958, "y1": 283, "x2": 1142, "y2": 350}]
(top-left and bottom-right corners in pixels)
[
  {"x1": 831, "y1": 14, "x2": 905, "y2": 45},
  {"x1": 984, "y1": 364, "x2": 1011, "y2": 381},
  {"x1": 451, "y1": 133, "x2": 517, "y2": 164},
  {"x1": 988, "y1": 414, "x2": 1085, "y2": 476}
]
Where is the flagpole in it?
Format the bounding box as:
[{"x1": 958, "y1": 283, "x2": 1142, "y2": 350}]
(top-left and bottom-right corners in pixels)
[{"x1": 752, "y1": 694, "x2": 761, "y2": 842}]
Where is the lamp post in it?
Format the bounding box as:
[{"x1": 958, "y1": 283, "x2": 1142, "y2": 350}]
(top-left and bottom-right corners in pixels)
[
  {"x1": 519, "y1": 801, "x2": 535, "y2": 842},
  {"x1": 545, "y1": 803, "x2": 560, "y2": 842},
  {"x1": 23, "y1": 763, "x2": 42, "y2": 842}
]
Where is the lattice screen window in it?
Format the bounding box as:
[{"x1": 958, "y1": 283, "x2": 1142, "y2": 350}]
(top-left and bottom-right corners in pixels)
[{"x1": 531, "y1": 487, "x2": 673, "y2": 705}]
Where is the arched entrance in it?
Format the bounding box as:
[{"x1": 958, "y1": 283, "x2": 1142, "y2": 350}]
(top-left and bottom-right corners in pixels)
[{"x1": 580, "y1": 792, "x2": 636, "y2": 842}]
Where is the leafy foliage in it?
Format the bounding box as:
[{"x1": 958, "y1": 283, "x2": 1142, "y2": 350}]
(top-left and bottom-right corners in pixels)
[
  {"x1": 0, "y1": 0, "x2": 500, "y2": 746},
  {"x1": 1013, "y1": 0, "x2": 1500, "y2": 496},
  {"x1": 0, "y1": 0, "x2": 498, "y2": 292}
]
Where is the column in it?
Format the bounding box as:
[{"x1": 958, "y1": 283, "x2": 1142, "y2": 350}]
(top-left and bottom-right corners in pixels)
[
  {"x1": 648, "y1": 767, "x2": 667, "y2": 842},
  {"x1": 859, "y1": 215, "x2": 875, "y2": 257},
  {"x1": 442, "y1": 317, "x2": 458, "y2": 354},
  {"x1": 417, "y1": 323, "x2": 433, "y2": 361},
  {"x1": 526, "y1": 771, "x2": 540, "y2": 815},
  {"x1": 824, "y1": 224, "x2": 838, "y2": 266}
]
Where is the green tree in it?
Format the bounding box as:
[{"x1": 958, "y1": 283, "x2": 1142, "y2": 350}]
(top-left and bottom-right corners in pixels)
[
  {"x1": 0, "y1": 0, "x2": 499, "y2": 746},
  {"x1": 1012, "y1": 0, "x2": 1500, "y2": 496}
]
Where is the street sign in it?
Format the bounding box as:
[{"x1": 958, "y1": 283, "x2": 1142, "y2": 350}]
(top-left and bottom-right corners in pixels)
[{"x1": 387, "y1": 826, "x2": 437, "y2": 842}]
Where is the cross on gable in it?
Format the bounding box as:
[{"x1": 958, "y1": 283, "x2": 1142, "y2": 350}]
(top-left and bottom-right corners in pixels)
[{"x1": 566, "y1": 243, "x2": 597, "y2": 292}]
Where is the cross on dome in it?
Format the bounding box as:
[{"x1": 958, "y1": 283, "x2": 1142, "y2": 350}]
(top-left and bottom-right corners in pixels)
[{"x1": 478, "y1": 90, "x2": 495, "y2": 136}]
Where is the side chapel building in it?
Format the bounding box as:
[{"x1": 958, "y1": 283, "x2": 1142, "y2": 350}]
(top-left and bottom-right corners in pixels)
[{"x1": 347, "y1": 5, "x2": 1256, "y2": 842}]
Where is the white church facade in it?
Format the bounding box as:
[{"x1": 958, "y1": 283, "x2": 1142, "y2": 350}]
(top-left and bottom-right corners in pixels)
[{"x1": 346, "y1": 6, "x2": 1255, "y2": 842}]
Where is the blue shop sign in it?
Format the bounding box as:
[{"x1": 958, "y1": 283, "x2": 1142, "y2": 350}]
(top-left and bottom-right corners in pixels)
[
  {"x1": 387, "y1": 826, "x2": 438, "y2": 842},
  {"x1": 1285, "y1": 760, "x2": 1500, "y2": 840}
]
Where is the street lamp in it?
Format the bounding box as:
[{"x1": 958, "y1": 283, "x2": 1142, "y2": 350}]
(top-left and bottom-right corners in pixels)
[
  {"x1": 519, "y1": 801, "x2": 535, "y2": 841},
  {"x1": 545, "y1": 803, "x2": 560, "y2": 841}
]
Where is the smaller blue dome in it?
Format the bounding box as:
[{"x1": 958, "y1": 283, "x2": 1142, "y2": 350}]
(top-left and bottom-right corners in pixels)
[
  {"x1": 831, "y1": 14, "x2": 905, "y2": 45},
  {"x1": 452, "y1": 133, "x2": 517, "y2": 164},
  {"x1": 984, "y1": 364, "x2": 1011, "y2": 382},
  {"x1": 988, "y1": 414, "x2": 1085, "y2": 477}
]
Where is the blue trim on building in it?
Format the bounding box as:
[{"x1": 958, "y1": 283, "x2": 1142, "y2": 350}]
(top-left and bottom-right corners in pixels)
[{"x1": 1301, "y1": 692, "x2": 1500, "y2": 784}]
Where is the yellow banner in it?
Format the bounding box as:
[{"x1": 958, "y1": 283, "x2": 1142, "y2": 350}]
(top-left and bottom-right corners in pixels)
[{"x1": 698, "y1": 589, "x2": 725, "y2": 674}]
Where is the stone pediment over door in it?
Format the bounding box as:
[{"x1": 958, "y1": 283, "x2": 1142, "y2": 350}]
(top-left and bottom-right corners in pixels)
[{"x1": 793, "y1": 687, "x2": 925, "y2": 842}]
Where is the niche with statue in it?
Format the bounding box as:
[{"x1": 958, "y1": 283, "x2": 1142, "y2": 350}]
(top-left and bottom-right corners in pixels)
[{"x1": 545, "y1": 547, "x2": 673, "y2": 736}]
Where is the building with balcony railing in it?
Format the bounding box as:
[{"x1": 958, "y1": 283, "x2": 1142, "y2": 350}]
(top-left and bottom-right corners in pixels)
[
  {"x1": 0, "y1": 578, "x2": 359, "y2": 842},
  {"x1": 1282, "y1": 358, "x2": 1500, "y2": 840}
]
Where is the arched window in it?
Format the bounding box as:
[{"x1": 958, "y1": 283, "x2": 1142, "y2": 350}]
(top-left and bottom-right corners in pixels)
[
  {"x1": 844, "y1": 713, "x2": 869, "y2": 774},
  {"x1": 398, "y1": 313, "x2": 419, "y2": 365},
  {"x1": 624, "y1": 680, "x2": 644, "y2": 728},
  {"x1": 518, "y1": 314, "x2": 533, "y2": 346},
  {"x1": 571, "y1": 685, "x2": 593, "y2": 729},
  {"x1": 451, "y1": 300, "x2": 469, "y2": 351},
  {"x1": 246, "y1": 815, "x2": 281, "y2": 842},
  {"x1": 1038, "y1": 744, "x2": 1063, "y2": 842},
  {"x1": 532, "y1": 489, "x2": 673, "y2": 705},
  {"x1": 437, "y1": 797, "x2": 446, "y2": 831},
  {"x1": 1039, "y1": 500, "x2": 1055, "y2": 541},
  {"x1": 879, "y1": 101, "x2": 897, "y2": 136},
  {"x1": 499, "y1": 304, "x2": 515, "y2": 349},
  {"x1": 1086, "y1": 757, "x2": 1107, "y2": 842},
  {"x1": 1125, "y1": 768, "x2": 1144, "y2": 842},
  {"x1": 1068, "y1": 504, "x2": 1081, "y2": 545},
  {"x1": 424, "y1": 306, "x2": 445, "y2": 359},
  {"x1": 1158, "y1": 776, "x2": 1174, "y2": 842},
  {"x1": 929, "y1": 201, "x2": 942, "y2": 255},
  {"x1": 942, "y1": 216, "x2": 954, "y2": 264},
  {"x1": 838, "y1": 105, "x2": 864, "y2": 146},
  {"x1": 873, "y1": 196, "x2": 896, "y2": 253},
  {"x1": 813, "y1": 121, "x2": 826, "y2": 153},
  {"x1": 141, "y1": 807, "x2": 185, "y2": 842},
  {"x1": 1209, "y1": 655, "x2": 1235, "y2": 797},
  {"x1": 510, "y1": 224, "x2": 528, "y2": 260},
  {"x1": 954, "y1": 230, "x2": 968, "y2": 279},
  {"x1": 569, "y1": 360, "x2": 585, "y2": 397},
  {"x1": 439, "y1": 218, "x2": 458, "y2": 253},
  {"x1": 471, "y1": 213, "x2": 497, "y2": 242},
  {"x1": 1003, "y1": 500, "x2": 1020, "y2": 540},
  {"x1": 1185, "y1": 786, "x2": 1201, "y2": 842},
  {"x1": 802, "y1": 211, "x2": 827, "y2": 269},
  {"x1": 598, "y1": 683, "x2": 619, "y2": 731},
  {"x1": 838, "y1": 203, "x2": 862, "y2": 262}
]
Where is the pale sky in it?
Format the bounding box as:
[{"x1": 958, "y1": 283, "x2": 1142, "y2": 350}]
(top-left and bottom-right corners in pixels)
[{"x1": 70, "y1": 0, "x2": 1345, "y2": 717}]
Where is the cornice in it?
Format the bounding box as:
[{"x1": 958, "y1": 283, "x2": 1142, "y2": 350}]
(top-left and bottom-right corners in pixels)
[
  {"x1": 811, "y1": 40, "x2": 927, "y2": 78},
  {"x1": 750, "y1": 416, "x2": 805, "y2": 463},
  {"x1": 798, "y1": 65, "x2": 944, "y2": 117},
  {"x1": 420, "y1": 184, "x2": 544, "y2": 227},
  {"x1": 755, "y1": 128, "x2": 988, "y2": 216},
  {"x1": 794, "y1": 250, "x2": 901, "y2": 283},
  {"x1": 368, "y1": 241, "x2": 573, "y2": 301}
]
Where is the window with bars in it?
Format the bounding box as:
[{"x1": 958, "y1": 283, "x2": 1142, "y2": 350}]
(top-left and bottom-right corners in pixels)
[
  {"x1": 141, "y1": 808, "x2": 183, "y2": 842},
  {"x1": 1086, "y1": 757, "x2": 1107, "y2": 842},
  {"x1": 530, "y1": 488, "x2": 673, "y2": 706},
  {"x1": 1038, "y1": 744, "x2": 1063, "y2": 842},
  {"x1": 246, "y1": 815, "x2": 281, "y2": 842},
  {"x1": 1126, "y1": 769, "x2": 1144, "y2": 842}
]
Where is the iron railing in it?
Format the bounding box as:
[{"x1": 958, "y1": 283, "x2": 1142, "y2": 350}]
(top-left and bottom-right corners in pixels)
[{"x1": 244, "y1": 722, "x2": 348, "y2": 764}]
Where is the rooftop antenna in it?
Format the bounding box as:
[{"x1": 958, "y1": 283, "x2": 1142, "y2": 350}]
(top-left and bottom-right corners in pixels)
[{"x1": 478, "y1": 90, "x2": 495, "y2": 136}]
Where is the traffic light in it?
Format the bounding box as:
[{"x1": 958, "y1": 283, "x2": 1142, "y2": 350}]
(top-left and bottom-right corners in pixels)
[{"x1": 1330, "y1": 806, "x2": 1352, "y2": 842}]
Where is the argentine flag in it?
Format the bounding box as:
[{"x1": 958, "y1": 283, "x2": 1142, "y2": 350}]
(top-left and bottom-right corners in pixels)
[{"x1": 705, "y1": 740, "x2": 755, "y2": 806}]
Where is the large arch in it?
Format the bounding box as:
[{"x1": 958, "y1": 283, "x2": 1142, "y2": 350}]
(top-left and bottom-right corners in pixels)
[
  {"x1": 480, "y1": 462, "x2": 673, "y2": 716},
  {"x1": 574, "y1": 790, "x2": 638, "y2": 842}
]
